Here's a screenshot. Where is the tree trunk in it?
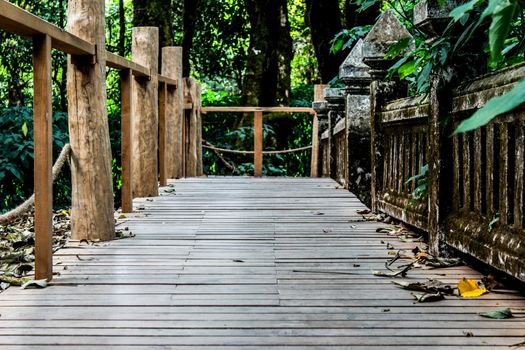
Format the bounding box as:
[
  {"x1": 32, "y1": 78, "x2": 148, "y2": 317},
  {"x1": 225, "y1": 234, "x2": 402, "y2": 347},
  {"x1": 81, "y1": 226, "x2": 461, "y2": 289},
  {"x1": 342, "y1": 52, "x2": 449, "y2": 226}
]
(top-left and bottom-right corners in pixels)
[
  {"x1": 118, "y1": 0, "x2": 126, "y2": 56},
  {"x1": 305, "y1": 0, "x2": 344, "y2": 84},
  {"x1": 132, "y1": 0, "x2": 173, "y2": 49},
  {"x1": 242, "y1": 0, "x2": 292, "y2": 106},
  {"x1": 182, "y1": 0, "x2": 200, "y2": 76},
  {"x1": 344, "y1": 0, "x2": 380, "y2": 28}
]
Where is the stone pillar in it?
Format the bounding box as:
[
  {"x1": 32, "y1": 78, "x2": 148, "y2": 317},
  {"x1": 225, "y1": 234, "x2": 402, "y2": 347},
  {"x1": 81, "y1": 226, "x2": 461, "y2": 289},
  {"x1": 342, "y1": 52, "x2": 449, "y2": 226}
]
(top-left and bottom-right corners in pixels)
[
  {"x1": 323, "y1": 88, "x2": 345, "y2": 180},
  {"x1": 312, "y1": 93, "x2": 329, "y2": 177},
  {"x1": 362, "y1": 10, "x2": 413, "y2": 212},
  {"x1": 339, "y1": 39, "x2": 372, "y2": 207}
]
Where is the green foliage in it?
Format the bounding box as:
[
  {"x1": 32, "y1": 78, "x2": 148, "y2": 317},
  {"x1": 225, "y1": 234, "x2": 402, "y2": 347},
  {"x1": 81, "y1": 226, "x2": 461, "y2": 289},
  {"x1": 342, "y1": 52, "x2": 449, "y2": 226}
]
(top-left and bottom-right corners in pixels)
[
  {"x1": 0, "y1": 107, "x2": 70, "y2": 212},
  {"x1": 405, "y1": 164, "x2": 428, "y2": 206},
  {"x1": 201, "y1": 84, "x2": 315, "y2": 177},
  {"x1": 330, "y1": 25, "x2": 372, "y2": 54},
  {"x1": 454, "y1": 77, "x2": 525, "y2": 133}
]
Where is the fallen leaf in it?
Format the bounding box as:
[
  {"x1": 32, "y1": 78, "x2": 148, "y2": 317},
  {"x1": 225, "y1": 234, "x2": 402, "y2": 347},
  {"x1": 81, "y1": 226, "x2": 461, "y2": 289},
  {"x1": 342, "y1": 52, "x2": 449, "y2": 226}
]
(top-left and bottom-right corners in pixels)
[
  {"x1": 463, "y1": 331, "x2": 474, "y2": 337},
  {"x1": 393, "y1": 279, "x2": 454, "y2": 295},
  {"x1": 356, "y1": 209, "x2": 371, "y2": 215},
  {"x1": 412, "y1": 292, "x2": 445, "y2": 302},
  {"x1": 21, "y1": 279, "x2": 47, "y2": 290},
  {"x1": 479, "y1": 307, "x2": 513, "y2": 319},
  {"x1": 458, "y1": 278, "x2": 489, "y2": 298}
]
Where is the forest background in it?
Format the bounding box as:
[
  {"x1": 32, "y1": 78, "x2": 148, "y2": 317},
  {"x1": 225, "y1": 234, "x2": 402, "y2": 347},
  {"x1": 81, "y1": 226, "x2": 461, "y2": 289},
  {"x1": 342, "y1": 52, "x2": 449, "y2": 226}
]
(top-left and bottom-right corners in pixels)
[
  {"x1": 2, "y1": 0, "x2": 524, "y2": 212},
  {"x1": 0, "y1": 0, "x2": 379, "y2": 212}
]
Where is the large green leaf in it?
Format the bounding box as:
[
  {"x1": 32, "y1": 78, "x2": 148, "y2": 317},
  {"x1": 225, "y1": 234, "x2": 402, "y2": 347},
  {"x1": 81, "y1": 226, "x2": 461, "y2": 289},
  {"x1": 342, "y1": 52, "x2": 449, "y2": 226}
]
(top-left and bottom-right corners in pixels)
[
  {"x1": 454, "y1": 77, "x2": 525, "y2": 134},
  {"x1": 450, "y1": 0, "x2": 480, "y2": 21},
  {"x1": 488, "y1": 0, "x2": 517, "y2": 64}
]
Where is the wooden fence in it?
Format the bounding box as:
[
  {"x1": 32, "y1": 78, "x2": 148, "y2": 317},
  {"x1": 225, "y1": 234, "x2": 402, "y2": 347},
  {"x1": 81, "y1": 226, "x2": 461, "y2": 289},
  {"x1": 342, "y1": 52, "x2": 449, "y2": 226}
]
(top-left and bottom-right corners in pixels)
[
  {"x1": 200, "y1": 107, "x2": 316, "y2": 177},
  {"x1": 0, "y1": 0, "x2": 202, "y2": 280}
]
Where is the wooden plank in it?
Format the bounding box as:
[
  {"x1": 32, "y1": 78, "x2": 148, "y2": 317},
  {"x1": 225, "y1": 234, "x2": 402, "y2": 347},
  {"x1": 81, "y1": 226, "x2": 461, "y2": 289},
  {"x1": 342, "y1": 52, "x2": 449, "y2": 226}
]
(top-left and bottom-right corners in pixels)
[
  {"x1": 106, "y1": 51, "x2": 149, "y2": 77},
  {"x1": 0, "y1": 0, "x2": 94, "y2": 56},
  {"x1": 159, "y1": 82, "x2": 168, "y2": 187},
  {"x1": 253, "y1": 111, "x2": 263, "y2": 177},
  {"x1": 1, "y1": 177, "x2": 524, "y2": 348},
  {"x1": 33, "y1": 34, "x2": 53, "y2": 281},
  {"x1": 120, "y1": 69, "x2": 133, "y2": 213},
  {"x1": 157, "y1": 74, "x2": 178, "y2": 88},
  {"x1": 201, "y1": 107, "x2": 315, "y2": 114}
]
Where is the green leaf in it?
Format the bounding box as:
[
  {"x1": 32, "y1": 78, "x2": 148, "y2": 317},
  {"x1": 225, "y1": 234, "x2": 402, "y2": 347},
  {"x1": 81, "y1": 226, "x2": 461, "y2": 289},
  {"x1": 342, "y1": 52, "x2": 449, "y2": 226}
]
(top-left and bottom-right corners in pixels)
[
  {"x1": 454, "y1": 77, "x2": 525, "y2": 134},
  {"x1": 487, "y1": 0, "x2": 517, "y2": 65},
  {"x1": 21, "y1": 122, "x2": 28, "y2": 138},
  {"x1": 450, "y1": 0, "x2": 480, "y2": 21},
  {"x1": 398, "y1": 61, "x2": 416, "y2": 79},
  {"x1": 479, "y1": 307, "x2": 513, "y2": 319},
  {"x1": 20, "y1": 279, "x2": 48, "y2": 290}
]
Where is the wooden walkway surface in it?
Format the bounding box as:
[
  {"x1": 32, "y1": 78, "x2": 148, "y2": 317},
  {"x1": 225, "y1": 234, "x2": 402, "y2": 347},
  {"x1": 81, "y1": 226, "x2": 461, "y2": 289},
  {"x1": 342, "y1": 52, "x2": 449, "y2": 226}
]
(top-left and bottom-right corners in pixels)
[{"x1": 0, "y1": 177, "x2": 524, "y2": 349}]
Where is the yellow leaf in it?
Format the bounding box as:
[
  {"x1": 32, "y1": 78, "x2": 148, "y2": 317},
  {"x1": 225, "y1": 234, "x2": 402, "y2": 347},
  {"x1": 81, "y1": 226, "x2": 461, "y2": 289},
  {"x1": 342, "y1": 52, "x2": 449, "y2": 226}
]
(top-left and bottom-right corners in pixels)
[
  {"x1": 458, "y1": 277, "x2": 488, "y2": 298},
  {"x1": 22, "y1": 122, "x2": 28, "y2": 137}
]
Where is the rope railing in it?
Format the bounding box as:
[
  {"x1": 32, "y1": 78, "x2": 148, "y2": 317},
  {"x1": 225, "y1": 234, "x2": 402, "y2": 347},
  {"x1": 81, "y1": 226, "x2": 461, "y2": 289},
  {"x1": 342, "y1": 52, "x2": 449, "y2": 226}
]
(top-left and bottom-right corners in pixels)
[
  {"x1": 0, "y1": 144, "x2": 72, "y2": 225},
  {"x1": 203, "y1": 140, "x2": 311, "y2": 155}
]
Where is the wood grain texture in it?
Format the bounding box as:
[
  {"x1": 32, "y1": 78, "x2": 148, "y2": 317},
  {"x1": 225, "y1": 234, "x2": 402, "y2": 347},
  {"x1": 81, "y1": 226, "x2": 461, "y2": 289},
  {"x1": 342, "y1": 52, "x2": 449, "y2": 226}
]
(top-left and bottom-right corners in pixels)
[
  {"x1": 254, "y1": 111, "x2": 263, "y2": 177},
  {"x1": 184, "y1": 78, "x2": 198, "y2": 177},
  {"x1": 159, "y1": 82, "x2": 168, "y2": 187},
  {"x1": 310, "y1": 114, "x2": 319, "y2": 177},
  {"x1": 195, "y1": 84, "x2": 203, "y2": 176},
  {"x1": 1, "y1": 177, "x2": 524, "y2": 348},
  {"x1": 161, "y1": 47, "x2": 183, "y2": 179},
  {"x1": 33, "y1": 34, "x2": 53, "y2": 280},
  {"x1": 121, "y1": 69, "x2": 133, "y2": 213},
  {"x1": 131, "y1": 27, "x2": 159, "y2": 197},
  {"x1": 67, "y1": 0, "x2": 115, "y2": 241}
]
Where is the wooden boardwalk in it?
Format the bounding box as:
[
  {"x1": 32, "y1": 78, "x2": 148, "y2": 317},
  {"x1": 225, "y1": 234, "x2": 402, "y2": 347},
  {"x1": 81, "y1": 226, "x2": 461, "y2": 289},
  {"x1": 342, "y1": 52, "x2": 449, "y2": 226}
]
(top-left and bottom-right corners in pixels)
[{"x1": 0, "y1": 177, "x2": 524, "y2": 349}]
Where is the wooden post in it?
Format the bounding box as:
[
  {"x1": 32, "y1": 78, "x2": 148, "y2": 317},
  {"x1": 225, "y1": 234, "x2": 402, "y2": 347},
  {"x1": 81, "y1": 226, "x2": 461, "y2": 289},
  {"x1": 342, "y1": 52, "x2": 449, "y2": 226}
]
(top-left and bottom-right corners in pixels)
[
  {"x1": 121, "y1": 69, "x2": 133, "y2": 213},
  {"x1": 161, "y1": 47, "x2": 183, "y2": 179},
  {"x1": 184, "y1": 78, "x2": 198, "y2": 177},
  {"x1": 254, "y1": 111, "x2": 263, "y2": 177},
  {"x1": 33, "y1": 34, "x2": 53, "y2": 280},
  {"x1": 195, "y1": 84, "x2": 203, "y2": 176},
  {"x1": 159, "y1": 82, "x2": 168, "y2": 187},
  {"x1": 310, "y1": 114, "x2": 319, "y2": 177},
  {"x1": 67, "y1": 0, "x2": 115, "y2": 241},
  {"x1": 310, "y1": 84, "x2": 326, "y2": 178},
  {"x1": 131, "y1": 27, "x2": 159, "y2": 197}
]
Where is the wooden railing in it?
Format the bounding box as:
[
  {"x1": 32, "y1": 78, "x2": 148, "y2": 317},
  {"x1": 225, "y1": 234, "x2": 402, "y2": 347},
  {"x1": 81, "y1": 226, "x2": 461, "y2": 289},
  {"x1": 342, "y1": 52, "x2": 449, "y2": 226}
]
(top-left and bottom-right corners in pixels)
[
  {"x1": 0, "y1": 0, "x2": 202, "y2": 281},
  {"x1": 201, "y1": 107, "x2": 317, "y2": 177}
]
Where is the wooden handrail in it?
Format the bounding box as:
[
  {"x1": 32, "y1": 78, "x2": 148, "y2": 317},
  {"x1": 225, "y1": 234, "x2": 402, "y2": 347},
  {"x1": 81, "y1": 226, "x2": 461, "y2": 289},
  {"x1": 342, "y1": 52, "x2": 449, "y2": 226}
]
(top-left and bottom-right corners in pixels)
[
  {"x1": 106, "y1": 52, "x2": 150, "y2": 77},
  {"x1": 0, "y1": 0, "x2": 177, "y2": 85},
  {"x1": 201, "y1": 106, "x2": 315, "y2": 114},
  {"x1": 0, "y1": 0, "x2": 95, "y2": 56},
  {"x1": 201, "y1": 105, "x2": 319, "y2": 177}
]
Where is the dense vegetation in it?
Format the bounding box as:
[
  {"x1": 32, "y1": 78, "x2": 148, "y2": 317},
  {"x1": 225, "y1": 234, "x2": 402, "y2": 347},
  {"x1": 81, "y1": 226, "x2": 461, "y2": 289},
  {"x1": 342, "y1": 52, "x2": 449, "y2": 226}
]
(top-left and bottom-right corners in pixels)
[
  {"x1": 1, "y1": 0, "x2": 375, "y2": 212},
  {"x1": 2, "y1": 0, "x2": 524, "y2": 213}
]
